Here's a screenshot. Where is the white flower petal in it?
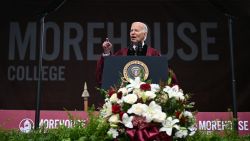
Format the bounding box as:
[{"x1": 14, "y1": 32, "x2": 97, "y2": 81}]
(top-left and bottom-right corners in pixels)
[
  {"x1": 175, "y1": 128, "x2": 188, "y2": 138},
  {"x1": 107, "y1": 128, "x2": 119, "y2": 138},
  {"x1": 118, "y1": 87, "x2": 128, "y2": 95},
  {"x1": 127, "y1": 103, "x2": 147, "y2": 116},
  {"x1": 145, "y1": 91, "x2": 156, "y2": 99},
  {"x1": 150, "y1": 84, "x2": 160, "y2": 93},
  {"x1": 100, "y1": 101, "x2": 112, "y2": 118},
  {"x1": 108, "y1": 114, "x2": 120, "y2": 123},
  {"x1": 160, "y1": 117, "x2": 180, "y2": 136},
  {"x1": 122, "y1": 113, "x2": 133, "y2": 128},
  {"x1": 122, "y1": 94, "x2": 138, "y2": 104},
  {"x1": 110, "y1": 93, "x2": 118, "y2": 103}
]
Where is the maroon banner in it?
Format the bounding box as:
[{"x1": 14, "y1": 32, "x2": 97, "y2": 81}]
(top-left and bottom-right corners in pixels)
[
  {"x1": 0, "y1": 110, "x2": 88, "y2": 133},
  {"x1": 0, "y1": 0, "x2": 250, "y2": 113},
  {"x1": 196, "y1": 112, "x2": 250, "y2": 135},
  {"x1": 0, "y1": 110, "x2": 249, "y2": 135}
]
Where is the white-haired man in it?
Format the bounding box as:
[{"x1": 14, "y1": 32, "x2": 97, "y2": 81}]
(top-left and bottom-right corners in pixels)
[{"x1": 96, "y1": 22, "x2": 178, "y2": 85}]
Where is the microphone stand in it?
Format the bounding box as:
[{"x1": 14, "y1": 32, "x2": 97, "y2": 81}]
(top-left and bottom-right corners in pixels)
[
  {"x1": 35, "y1": 14, "x2": 45, "y2": 130},
  {"x1": 35, "y1": 0, "x2": 66, "y2": 129},
  {"x1": 225, "y1": 13, "x2": 238, "y2": 133},
  {"x1": 35, "y1": 13, "x2": 47, "y2": 129},
  {"x1": 208, "y1": 0, "x2": 238, "y2": 132}
]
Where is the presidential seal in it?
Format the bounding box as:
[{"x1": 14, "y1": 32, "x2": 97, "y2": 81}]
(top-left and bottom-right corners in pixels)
[{"x1": 123, "y1": 60, "x2": 149, "y2": 81}]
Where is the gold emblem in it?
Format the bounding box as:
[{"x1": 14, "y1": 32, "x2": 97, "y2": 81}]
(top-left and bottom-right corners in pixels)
[{"x1": 123, "y1": 60, "x2": 149, "y2": 81}]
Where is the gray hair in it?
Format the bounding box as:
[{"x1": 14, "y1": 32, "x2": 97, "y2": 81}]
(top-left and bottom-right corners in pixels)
[
  {"x1": 141, "y1": 23, "x2": 148, "y2": 33},
  {"x1": 142, "y1": 23, "x2": 148, "y2": 41}
]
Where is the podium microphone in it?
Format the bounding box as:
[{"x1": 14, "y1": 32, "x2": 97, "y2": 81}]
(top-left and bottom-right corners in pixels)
[
  {"x1": 127, "y1": 42, "x2": 143, "y2": 56},
  {"x1": 137, "y1": 42, "x2": 143, "y2": 56},
  {"x1": 128, "y1": 44, "x2": 135, "y2": 56}
]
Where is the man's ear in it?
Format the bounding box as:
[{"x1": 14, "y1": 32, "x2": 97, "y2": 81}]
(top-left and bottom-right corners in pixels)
[{"x1": 143, "y1": 33, "x2": 147, "y2": 41}]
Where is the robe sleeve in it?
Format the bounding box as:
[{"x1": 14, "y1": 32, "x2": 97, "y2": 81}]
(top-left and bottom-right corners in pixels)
[{"x1": 96, "y1": 55, "x2": 105, "y2": 86}]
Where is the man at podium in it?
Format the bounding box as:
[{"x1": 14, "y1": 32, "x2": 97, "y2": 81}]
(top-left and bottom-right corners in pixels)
[{"x1": 96, "y1": 22, "x2": 178, "y2": 86}]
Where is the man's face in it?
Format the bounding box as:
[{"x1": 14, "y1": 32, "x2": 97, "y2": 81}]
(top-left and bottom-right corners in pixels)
[{"x1": 130, "y1": 22, "x2": 147, "y2": 44}]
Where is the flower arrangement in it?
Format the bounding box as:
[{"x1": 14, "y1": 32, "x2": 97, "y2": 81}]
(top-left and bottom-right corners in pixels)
[{"x1": 99, "y1": 76, "x2": 196, "y2": 141}]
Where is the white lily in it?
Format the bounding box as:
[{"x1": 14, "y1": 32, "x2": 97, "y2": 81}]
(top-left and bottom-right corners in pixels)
[
  {"x1": 143, "y1": 101, "x2": 165, "y2": 123},
  {"x1": 150, "y1": 84, "x2": 160, "y2": 93},
  {"x1": 118, "y1": 87, "x2": 128, "y2": 95},
  {"x1": 100, "y1": 101, "x2": 112, "y2": 118},
  {"x1": 108, "y1": 114, "x2": 120, "y2": 124},
  {"x1": 110, "y1": 93, "x2": 118, "y2": 103},
  {"x1": 175, "y1": 127, "x2": 188, "y2": 138},
  {"x1": 188, "y1": 126, "x2": 197, "y2": 136},
  {"x1": 153, "y1": 112, "x2": 167, "y2": 123},
  {"x1": 133, "y1": 88, "x2": 143, "y2": 98},
  {"x1": 122, "y1": 113, "x2": 134, "y2": 128},
  {"x1": 183, "y1": 111, "x2": 193, "y2": 119},
  {"x1": 160, "y1": 117, "x2": 180, "y2": 136},
  {"x1": 163, "y1": 85, "x2": 185, "y2": 101},
  {"x1": 126, "y1": 77, "x2": 145, "y2": 92},
  {"x1": 127, "y1": 103, "x2": 147, "y2": 116},
  {"x1": 144, "y1": 91, "x2": 156, "y2": 99},
  {"x1": 122, "y1": 93, "x2": 138, "y2": 104}
]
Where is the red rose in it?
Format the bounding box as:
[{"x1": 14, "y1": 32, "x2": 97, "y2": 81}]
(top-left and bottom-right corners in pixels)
[
  {"x1": 180, "y1": 116, "x2": 187, "y2": 124},
  {"x1": 175, "y1": 111, "x2": 181, "y2": 118},
  {"x1": 175, "y1": 111, "x2": 187, "y2": 124},
  {"x1": 117, "y1": 91, "x2": 122, "y2": 99},
  {"x1": 108, "y1": 87, "x2": 116, "y2": 97},
  {"x1": 140, "y1": 83, "x2": 151, "y2": 91},
  {"x1": 112, "y1": 104, "x2": 121, "y2": 114}
]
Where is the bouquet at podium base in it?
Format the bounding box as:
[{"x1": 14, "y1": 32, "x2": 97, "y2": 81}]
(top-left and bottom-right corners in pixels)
[{"x1": 98, "y1": 77, "x2": 196, "y2": 141}]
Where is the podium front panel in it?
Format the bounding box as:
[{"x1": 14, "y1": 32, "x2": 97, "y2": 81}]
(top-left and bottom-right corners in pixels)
[{"x1": 102, "y1": 56, "x2": 168, "y2": 89}]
